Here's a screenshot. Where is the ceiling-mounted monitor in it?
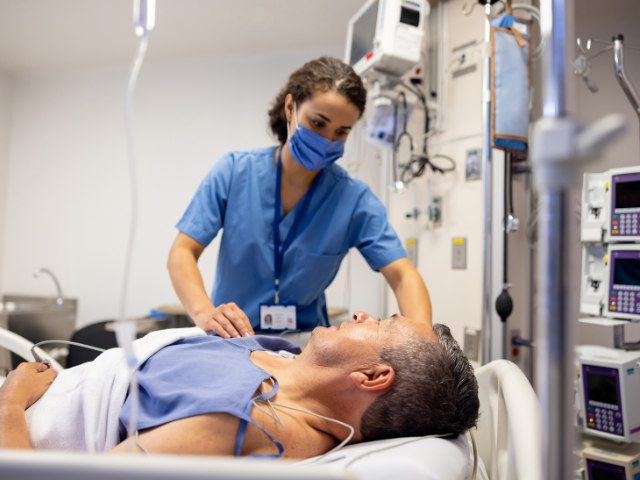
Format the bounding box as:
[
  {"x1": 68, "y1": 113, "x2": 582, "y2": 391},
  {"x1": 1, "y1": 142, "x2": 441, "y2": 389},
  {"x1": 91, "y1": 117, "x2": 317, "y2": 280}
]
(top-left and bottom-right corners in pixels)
[{"x1": 345, "y1": 0, "x2": 427, "y2": 80}]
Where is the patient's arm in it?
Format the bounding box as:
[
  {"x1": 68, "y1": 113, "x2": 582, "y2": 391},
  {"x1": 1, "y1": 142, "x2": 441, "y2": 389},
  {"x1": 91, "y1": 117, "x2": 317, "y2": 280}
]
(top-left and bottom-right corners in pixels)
[{"x1": 0, "y1": 362, "x2": 58, "y2": 449}]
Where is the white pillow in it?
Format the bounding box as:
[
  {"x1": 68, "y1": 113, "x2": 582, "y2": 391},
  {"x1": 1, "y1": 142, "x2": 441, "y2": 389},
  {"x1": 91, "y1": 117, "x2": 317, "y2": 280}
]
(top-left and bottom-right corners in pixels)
[{"x1": 300, "y1": 433, "x2": 488, "y2": 480}]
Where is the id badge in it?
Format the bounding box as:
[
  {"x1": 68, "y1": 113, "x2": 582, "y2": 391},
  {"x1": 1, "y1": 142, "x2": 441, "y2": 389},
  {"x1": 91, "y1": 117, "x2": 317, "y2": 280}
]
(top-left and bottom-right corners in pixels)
[{"x1": 260, "y1": 304, "x2": 298, "y2": 331}]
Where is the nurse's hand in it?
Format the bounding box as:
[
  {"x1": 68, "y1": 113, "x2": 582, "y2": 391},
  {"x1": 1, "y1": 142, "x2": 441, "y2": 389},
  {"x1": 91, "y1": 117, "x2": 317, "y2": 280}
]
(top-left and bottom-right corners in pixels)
[{"x1": 194, "y1": 303, "x2": 255, "y2": 339}]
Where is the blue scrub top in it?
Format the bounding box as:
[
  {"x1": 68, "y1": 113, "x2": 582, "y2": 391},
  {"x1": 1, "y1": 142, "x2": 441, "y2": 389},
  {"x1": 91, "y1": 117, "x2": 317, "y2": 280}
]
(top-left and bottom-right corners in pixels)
[{"x1": 176, "y1": 146, "x2": 406, "y2": 330}]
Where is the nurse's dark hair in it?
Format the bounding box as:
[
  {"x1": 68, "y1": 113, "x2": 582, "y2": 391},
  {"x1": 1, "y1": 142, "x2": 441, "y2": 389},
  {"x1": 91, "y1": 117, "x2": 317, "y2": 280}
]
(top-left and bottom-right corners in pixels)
[
  {"x1": 268, "y1": 56, "x2": 367, "y2": 145},
  {"x1": 359, "y1": 323, "x2": 480, "y2": 441}
]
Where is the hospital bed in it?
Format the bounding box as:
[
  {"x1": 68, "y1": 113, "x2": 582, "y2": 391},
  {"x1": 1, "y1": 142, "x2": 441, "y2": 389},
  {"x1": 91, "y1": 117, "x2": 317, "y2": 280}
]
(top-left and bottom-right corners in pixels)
[{"x1": 0, "y1": 327, "x2": 540, "y2": 480}]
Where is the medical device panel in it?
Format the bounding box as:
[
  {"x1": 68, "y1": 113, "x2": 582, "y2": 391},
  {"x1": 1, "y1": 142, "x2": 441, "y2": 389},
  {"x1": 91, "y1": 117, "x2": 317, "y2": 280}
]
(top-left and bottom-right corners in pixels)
[
  {"x1": 607, "y1": 170, "x2": 640, "y2": 242},
  {"x1": 581, "y1": 172, "x2": 608, "y2": 242},
  {"x1": 583, "y1": 443, "x2": 640, "y2": 480},
  {"x1": 581, "y1": 167, "x2": 640, "y2": 243},
  {"x1": 580, "y1": 244, "x2": 640, "y2": 321},
  {"x1": 345, "y1": 0, "x2": 427, "y2": 80},
  {"x1": 580, "y1": 245, "x2": 607, "y2": 316},
  {"x1": 577, "y1": 346, "x2": 640, "y2": 442},
  {"x1": 607, "y1": 245, "x2": 640, "y2": 321}
]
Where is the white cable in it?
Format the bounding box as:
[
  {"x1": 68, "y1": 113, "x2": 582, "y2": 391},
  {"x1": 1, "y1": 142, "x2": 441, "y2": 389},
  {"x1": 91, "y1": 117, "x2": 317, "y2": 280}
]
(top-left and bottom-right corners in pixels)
[
  {"x1": 134, "y1": 430, "x2": 150, "y2": 455},
  {"x1": 119, "y1": 32, "x2": 150, "y2": 454},
  {"x1": 267, "y1": 401, "x2": 355, "y2": 461}
]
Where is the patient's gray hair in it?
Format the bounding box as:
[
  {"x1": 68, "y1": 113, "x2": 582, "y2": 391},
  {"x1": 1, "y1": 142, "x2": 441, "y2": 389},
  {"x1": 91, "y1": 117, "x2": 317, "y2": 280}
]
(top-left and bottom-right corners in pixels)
[{"x1": 359, "y1": 323, "x2": 479, "y2": 441}]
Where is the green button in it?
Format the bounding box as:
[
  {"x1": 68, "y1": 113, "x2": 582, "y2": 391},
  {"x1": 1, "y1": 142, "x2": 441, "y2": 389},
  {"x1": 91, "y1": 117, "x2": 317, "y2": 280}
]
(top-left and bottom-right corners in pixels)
[
  {"x1": 588, "y1": 407, "x2": 594, "y2": 412},
  {"x1": 613, "y1": 215, "x2": 619, "y2": 219},
  {"x1": 612, "y1": 291, "x2": 617, "y2": 295}
]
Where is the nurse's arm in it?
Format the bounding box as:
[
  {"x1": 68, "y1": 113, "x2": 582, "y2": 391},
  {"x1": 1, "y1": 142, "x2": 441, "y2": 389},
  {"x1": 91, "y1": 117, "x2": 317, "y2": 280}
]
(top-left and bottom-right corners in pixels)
[
  {"x1": 167, "y1": 232, "x2": 254, "y2": 338},
  {"x1": 380, "y1": 258, "x2": 432, "y2": 326}
]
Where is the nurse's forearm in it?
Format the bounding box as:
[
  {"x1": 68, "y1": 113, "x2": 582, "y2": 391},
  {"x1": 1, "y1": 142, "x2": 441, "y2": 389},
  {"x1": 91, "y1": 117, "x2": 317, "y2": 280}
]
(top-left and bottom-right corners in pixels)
[
  {"x1": 167, "y1": 242, "x2": 215, "y2": 318},
  {"x1": 381, "y1": 258, "x2": 432, "y2": 326}
]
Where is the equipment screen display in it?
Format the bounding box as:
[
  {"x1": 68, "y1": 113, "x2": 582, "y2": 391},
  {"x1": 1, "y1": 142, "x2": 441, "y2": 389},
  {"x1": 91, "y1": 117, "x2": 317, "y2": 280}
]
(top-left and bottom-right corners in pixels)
[
  {"x1": 350, "y1": 0, "x2": 379, "y2": 66},
  {"x1": 615, "y1": 180, "x2": 640, "y2": 210},
  {"x1": 592, "y1": 467, "x2": 624, "y2": 480},
  {"x1": 400, "y1": 6, "x2": 420, "y2": 27},
  {"x1": 586, "y1": 372, "x2": 618, "y2": 406},
  {"x1": 613, "y1": 258, "x2": 640, "y2": 287}
]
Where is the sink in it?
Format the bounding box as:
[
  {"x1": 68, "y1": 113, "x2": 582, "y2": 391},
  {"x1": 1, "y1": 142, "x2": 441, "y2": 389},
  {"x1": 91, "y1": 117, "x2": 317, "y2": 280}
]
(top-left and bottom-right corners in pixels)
[
  {"x1": 0, "y1": 301, "x2": 53, "y2": 314},
  {"x1": 0, "y1": 295, "x2": 78, "y2": 373}
]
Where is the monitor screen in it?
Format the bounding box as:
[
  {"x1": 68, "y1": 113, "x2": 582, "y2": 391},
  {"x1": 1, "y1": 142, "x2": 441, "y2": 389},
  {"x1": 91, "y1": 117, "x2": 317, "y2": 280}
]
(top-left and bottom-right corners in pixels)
[
  {"x1": 400, "y1": 6, "x2": 420, "y2": 27},
  {"x1": 613, "y1": 257, "x2": 640, "y2": 287},
  {"x1": 350, "y1": 0, "x2": 379, "y2": 66},
  {"x1": 586, "y1": 372, "x2": 618, "y2": 406},
  {"x1": 592, "y1": 466, "x2": 624, "y2": 480},
  {"x1": 615, "y1": 179, "x2": 640, "y2": 210}
]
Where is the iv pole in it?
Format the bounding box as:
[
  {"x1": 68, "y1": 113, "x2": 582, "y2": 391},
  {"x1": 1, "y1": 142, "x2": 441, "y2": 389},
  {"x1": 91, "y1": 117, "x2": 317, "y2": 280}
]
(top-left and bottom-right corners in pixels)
[{"x1": 533, "y1": 1, "x2": 626, "y2": 478}]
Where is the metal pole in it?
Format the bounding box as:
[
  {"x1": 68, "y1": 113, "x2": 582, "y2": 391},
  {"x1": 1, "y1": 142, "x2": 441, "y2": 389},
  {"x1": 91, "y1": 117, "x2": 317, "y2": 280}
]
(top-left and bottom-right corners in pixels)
[
  {"x1": 536, "y1": 1, "x2": 575, "y2": 479},
  {"x1": 614, "y1": 324, "x2": 624, "y2": 349},
  {"x1": 481, "y1": 2, "x2": 493, "y2": 365}
]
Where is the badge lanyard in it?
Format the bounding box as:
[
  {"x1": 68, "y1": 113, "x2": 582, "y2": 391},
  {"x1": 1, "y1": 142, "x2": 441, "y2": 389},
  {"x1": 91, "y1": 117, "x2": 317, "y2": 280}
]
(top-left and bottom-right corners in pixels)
[{"x1": 273, "y1": 147, "x2": 320, "y2": 304}]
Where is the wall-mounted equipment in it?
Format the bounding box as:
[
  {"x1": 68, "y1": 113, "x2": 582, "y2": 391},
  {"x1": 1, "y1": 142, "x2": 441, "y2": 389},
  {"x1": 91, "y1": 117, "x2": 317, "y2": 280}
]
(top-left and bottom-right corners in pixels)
[
  {"x1": 577, "y1": 345, "x2": 640, "y2": 442},
  {"x1": 581, "y1": 167, "x2": 640, "y2": 243},
  {"x1": 345, "y1": 0, "x2": 428, "y2": 83},
  {"x1": 583, "y1": 442, "x2": 640, "y2": 480},
  {"x1": 580, "y1": 244, "x2": 640, "y2": 321}
]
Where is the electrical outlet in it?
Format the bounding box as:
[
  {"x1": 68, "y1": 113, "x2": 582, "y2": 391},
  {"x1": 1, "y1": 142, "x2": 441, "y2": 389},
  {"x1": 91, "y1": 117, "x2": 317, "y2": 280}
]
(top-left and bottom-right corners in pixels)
[
  {"x1": 463, "y1": 327, "x2": 480, "y2": 362},
  {"x1": 452, "y1": 40, "x2": 479, "y2": 79},
  {"x1": 466, "y1": 149, "x2": 482, "y2": 181},
  {"x1": 509, "y1": 329, "x2": 521, "y2": 363},
  {"x1": 452, "y1": 238, "x2": 467, "y2": 269},
  {"x1": 406, "y1": 238, "x2": 418, "y2": 267}
]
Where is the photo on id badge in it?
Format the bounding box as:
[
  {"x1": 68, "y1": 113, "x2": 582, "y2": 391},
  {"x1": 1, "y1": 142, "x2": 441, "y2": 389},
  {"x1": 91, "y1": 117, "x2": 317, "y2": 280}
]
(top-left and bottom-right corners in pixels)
[{"x1": 260, "y1": 304, "x2": 298, "y2": 330}]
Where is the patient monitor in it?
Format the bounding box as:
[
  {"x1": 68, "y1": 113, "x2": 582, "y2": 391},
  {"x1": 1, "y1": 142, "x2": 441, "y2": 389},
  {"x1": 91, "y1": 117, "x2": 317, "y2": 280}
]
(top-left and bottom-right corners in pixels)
[
  {"x1": 581, "y1": 244, "x2": 640, "y2": 321},
  {"x1": 577, "y1": 346, "x2": 640, "y2": 442},
  {"x1": 345, "y1": 0, "x2": 427, "y2": 81},
  {"x1": 582, "y1": 167, "x2": 640, "y2": 243},
  {"x1": 583, "y1": 442, "x2": 640, "y2": 480}
]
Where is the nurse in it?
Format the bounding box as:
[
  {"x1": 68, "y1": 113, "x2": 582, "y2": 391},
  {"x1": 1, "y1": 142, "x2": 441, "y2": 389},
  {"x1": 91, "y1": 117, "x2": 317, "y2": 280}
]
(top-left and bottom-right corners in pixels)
[{"x1": 168, "y1": 56, "x2": 432, "y2": 339}]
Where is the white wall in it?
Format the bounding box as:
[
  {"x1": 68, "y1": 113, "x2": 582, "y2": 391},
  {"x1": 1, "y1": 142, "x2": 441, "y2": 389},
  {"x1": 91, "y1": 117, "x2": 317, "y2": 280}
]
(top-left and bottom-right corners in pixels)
[
  {"x1": 1, "y1": 46, "x2": 341, "y2": 328},
  {"x1": 0, "y1": 71, "x2": 11, "y2": 295},
  {"x1": 325, "y1": 0, "x2": 490, "y2": 365}
]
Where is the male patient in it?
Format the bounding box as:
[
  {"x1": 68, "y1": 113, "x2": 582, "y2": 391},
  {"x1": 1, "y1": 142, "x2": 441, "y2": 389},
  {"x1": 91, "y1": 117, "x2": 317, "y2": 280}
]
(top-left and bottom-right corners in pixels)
[{"x1": 0, "y1": 312, "x2": 479, "y2": 459}]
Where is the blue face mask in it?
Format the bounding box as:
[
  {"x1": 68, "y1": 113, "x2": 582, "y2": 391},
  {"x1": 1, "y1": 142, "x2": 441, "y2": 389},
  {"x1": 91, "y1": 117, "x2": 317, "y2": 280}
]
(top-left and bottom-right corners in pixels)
[{"x1": 287, "y1": 103, "x2": 345, "y2": 171}]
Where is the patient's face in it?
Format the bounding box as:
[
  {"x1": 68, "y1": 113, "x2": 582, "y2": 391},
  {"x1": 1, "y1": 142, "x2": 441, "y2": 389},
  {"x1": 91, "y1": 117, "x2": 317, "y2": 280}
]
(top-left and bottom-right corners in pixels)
[{"x1": 305, "y1": 312, "x2": 436, "y2": 369}]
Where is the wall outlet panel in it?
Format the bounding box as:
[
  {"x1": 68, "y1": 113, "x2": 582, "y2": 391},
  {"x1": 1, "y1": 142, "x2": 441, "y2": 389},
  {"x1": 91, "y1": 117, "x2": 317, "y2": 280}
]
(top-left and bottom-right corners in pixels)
[
  {"x1": 406, "y1": 238, "x2": 418, "y2": 267},
  {"x1": 463, "y1": 327, "x2": 480, "y2": 361},
  {"x1": 452, "y1": 237, "x2": 467, "y2": 269},
  {"x1": 509, "y1": 329, "x2": 521, "y2": 364}
]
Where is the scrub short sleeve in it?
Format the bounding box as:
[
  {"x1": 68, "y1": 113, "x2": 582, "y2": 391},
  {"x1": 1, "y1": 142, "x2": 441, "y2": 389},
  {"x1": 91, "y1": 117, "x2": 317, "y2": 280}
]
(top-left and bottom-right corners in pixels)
[
  {"x1": 348, "y1": 187, "x2": 406, "y2": 271},
  {"x1": 176, "y1": 153, "x2": 234, "y2": 247}
]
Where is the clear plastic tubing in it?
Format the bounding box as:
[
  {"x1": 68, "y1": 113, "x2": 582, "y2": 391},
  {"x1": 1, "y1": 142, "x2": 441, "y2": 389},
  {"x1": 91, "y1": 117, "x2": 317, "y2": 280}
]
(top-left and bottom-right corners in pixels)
[{"x1": 117, "y1": 0, "x2": 155, "y2": 453}]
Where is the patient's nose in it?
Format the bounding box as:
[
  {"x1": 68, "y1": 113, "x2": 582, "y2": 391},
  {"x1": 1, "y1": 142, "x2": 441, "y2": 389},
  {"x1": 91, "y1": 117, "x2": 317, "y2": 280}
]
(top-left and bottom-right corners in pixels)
[{"x1": 353, "y1": 311, "x2": 376, "y2": 324}]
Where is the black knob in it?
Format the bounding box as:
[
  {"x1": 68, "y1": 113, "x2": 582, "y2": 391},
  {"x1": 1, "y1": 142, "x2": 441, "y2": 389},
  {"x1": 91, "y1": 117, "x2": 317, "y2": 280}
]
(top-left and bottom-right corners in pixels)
[
  {"x1": 495, "y1": 288, "x2": 513, "y2": 323},
  {"x1": 613, "y1": 34, "x2": 624, "y2": 42}
]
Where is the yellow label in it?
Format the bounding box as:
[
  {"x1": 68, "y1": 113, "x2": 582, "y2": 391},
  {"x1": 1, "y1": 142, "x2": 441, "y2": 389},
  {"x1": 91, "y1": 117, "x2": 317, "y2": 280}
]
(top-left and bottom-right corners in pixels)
[{"x1": 453, "y1": 238, "x2": 465, "y2": 245}]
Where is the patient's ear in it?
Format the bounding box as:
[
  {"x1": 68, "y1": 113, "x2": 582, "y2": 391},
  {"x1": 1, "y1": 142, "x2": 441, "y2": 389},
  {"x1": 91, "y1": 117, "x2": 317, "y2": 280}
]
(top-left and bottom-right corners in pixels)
[{"x1": 349, "y1": 365, "x2": 395, "y2": 393}]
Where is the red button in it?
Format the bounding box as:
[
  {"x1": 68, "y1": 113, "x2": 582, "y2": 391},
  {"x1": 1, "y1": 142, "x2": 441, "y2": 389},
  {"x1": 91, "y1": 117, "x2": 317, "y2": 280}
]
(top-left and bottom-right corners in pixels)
[{"x1": 365, "y1": 50, "x2": 374, "y2": 61}]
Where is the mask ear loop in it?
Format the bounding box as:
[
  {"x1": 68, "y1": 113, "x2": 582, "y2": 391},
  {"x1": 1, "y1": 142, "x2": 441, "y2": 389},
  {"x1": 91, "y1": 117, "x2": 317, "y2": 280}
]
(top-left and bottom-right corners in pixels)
[{"x1": 286, "y1": 100, "x2": 300, "y2": 142}]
